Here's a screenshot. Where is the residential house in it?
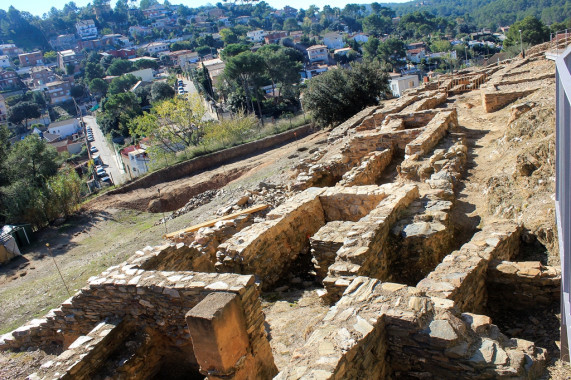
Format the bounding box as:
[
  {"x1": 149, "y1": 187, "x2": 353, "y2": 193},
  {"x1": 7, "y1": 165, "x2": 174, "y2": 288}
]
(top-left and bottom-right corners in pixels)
[
  {"x1": 57, "y1": 50, "x2": 82, "y2": 73},
  {"x1": 143, "y1": 4, "x2": 169, "y2": 19},
  {"x1": 127, "y1": 68, "x2": 154, "y2": 82},
  {"x1": 235, "y1": 15, "x2": 251, "y2": 24},
  {"x1": 0, "y1": 55, "x2": 11, "y2": 68},
  {"x1": 389, "y1": 74, "x2": 419, "y2": 97},
  {"x1": 129, "y1": 26, "x2": 153, "y2": 37},
  {"x1": 129, "y1": 57, "x2": 160, "y2": 65},
  {"x1": 0, "y1": 95, "x2": 7, "y2": 125},
  {"x1": 0, "y1": 70, "x2": 20, "y2": 90},
  {"x1": 52, "y1": 34, "x2": 77, "y2": 50},
  {"x1": 407, "y1": 42, "x2": 426, "y2": 50},
  {"x1": 121, "y1": 145, "x2": 149, "y2": 178},
  {"x1": 144, "y1": 42, "x2": 169, "y2": 55},
  {"x1": 218, "y1": 17, "x2": 231, "y2": 27},
  {"x1": 44, "y1": 80, "x2": 73, "y2": 104},
  {"x1": 47, "y1": 118, "x2": 79, "y2": 137},
  {"x1": 202, "y1": 58, "x2": 226, "y2": 87},
  {"x1": 108, "y1": 48, "x2": 136, "y2": 59},
  {"x1": 30, "y1": 66, "x2": 57, "y2": 86},
  {"x1": 302, "y1": 63, "x2": 330, "y2": 79},
  {"x1": 289, "y1": 31, "x2": 304, "y2": 43},
  {"x1": 352, "y1": 33, "x2": 369, "y2": 43},
  {"x1": 323, "y1": 32, "x2": 344, "y2": 50},
  {"x1": 307, "y1": 45, "x2": 328, "y2": 63},
  {"x1": 247, "y1": 30, "x2": 267, "y2": 43},
  {"x1": 334, "y1": 47, "x2": 352, "y2": 57},
  {"x1": 168, "y1": 50, "x2": 199, "y2": 69},
  {"x1": 151, "y1": 18, "x2": 174, "y2": 29},
  {"x1": 18, "y1": 51, "x2": 43, "y2": 67},
  {"x1": 264, "y1": 31, "x2": 287, "y2": 45},
  {"x1": 406, "y1": 48, "x2": 427, "y2": 63},
  {"x1": 0, "y1": 44, "x2": 23, "y2": 58},
  {"x1": 49, "y1": 138, "x2": 83, "y2": 155},
  {"x1": 78, "y1": 39, "x2": 103, "y2": 51},
  {"x1": 76, "y1": 19, "x2": 98, "y2": 40}
]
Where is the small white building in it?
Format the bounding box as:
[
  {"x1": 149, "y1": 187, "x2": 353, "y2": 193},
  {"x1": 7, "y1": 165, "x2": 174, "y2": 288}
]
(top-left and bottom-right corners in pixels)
[
  {"x1": 76, "y1": 19, "x2": 98, "y2": 40},
  {"x1": 47, "y1": 118, "x2": 80, "y2": 137},
  {"x1": 389, "y1": 74, "x2": 419, "y2": 97},
  {"x1": 0, "y1": 55, "x2": 11, "y2": 68},
  {"x1": 145, "y1": 42, "x2": 169, "y2": 55},
  {"x1": 323, "y1": 32, "x2": 344, "y2": 50},
  {"x1": 127, "y1": 68, "x2": 154, "y2": 82},
  {"x1": 128, "y1": 148, "x2": 149, "y2": 177},
  {"x1": 307, "y1": 45, "x2": 328, "y2": 63},
  {"x1": 246, "y1": 29, "x2": 267, "y2": 43}
]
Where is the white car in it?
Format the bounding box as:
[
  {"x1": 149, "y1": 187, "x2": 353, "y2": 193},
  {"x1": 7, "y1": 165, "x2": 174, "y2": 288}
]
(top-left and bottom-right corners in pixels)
[{"x1": 90, "y1": 146, "x2": 98, "y2": 153}]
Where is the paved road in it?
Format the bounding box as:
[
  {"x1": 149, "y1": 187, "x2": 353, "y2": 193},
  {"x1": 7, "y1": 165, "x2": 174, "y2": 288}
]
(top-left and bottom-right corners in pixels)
[
  {"x1": 178, "y1": 75, "x2": 217, "y2": 121},
  {"x1": 83, "y1": 115, "x2": 127, "y2": 186}
]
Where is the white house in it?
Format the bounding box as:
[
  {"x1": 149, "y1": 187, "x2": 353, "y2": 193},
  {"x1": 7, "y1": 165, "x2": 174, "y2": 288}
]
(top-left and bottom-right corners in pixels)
[
  {"x1": 246, "y1": 29, "x2": 267, "y2": 43},
  {"x1": 128, "y1": 148, "x2": 149, "y2": 177},
  {"x1": 323, "y1": 32, "x2": 344, "y2": 50},
  {"x1": 307, "y1": 45, "x2": 328, "y2": 63},
  {"x1": 389, "y1": 74, "x2": 419, "y2": 97},
  {"x1": 127, "y1": 68, "x2": 154, "y2": 82},
  {"x1": 76, "y1": 19, "x2": 98, "y2": 40},
  {"x1": 145, "y1": 42, "x2": 169, "y2": 55},
  {"x1": 0, "y1": 55, "x2": 11, "y2": 68},
  {"x1": 47, "y1": 118, "x2": 80, "y2": 137}
]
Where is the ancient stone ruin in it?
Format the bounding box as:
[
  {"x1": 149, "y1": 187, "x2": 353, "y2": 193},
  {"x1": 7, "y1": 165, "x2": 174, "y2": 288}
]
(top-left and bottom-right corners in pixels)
[{"x1": 0, "y1": 49, "x2": 561, "y2": 379}]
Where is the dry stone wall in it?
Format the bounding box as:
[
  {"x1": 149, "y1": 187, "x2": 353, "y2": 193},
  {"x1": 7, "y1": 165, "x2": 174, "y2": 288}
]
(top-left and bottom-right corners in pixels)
[
  {"x1": 487, "y1": 260, "x2": 560, "y2": 310},
  {"x1": 417, "y1": 222, "x2": 522, "y2": 314},
  {"x1": 277, "y1": 277, "x2": 546, "y2": 379}
]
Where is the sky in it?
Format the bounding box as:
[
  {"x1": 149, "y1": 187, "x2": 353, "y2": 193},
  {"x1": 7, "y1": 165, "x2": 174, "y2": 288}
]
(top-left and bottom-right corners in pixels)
[{"x1": 1, "y1": 0, "x2": 411, "y2": 18}]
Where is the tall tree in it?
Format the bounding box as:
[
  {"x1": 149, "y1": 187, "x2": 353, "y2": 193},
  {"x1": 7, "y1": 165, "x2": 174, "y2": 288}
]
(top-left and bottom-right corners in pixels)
[
  {"x1": 8, "y1": 102, "x2": 41, "y2": 129},
  {"x1": 303, "y1": 61, "x2": 389, "y2": 126},
  {"x1": 224, "y1": 51, "x2": 265, "y2": 117},
  {"x1": 504, "y1": 16, "x2": 549, "y2": 47}
]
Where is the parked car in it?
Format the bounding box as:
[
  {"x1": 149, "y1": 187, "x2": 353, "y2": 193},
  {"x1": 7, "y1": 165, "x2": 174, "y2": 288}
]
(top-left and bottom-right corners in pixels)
[
  {"x1": 96, "y1": 168, "x2": 106, "y2": 177},
  {"x1": 87, "y1": 136, "x2": 94, "y2": 142},
  {"x1": 100, "y1": 176, "x2": 112, "y2": 185},
  {"x1": 90, "y1": 146, "x2": 98, "y2": 153}
]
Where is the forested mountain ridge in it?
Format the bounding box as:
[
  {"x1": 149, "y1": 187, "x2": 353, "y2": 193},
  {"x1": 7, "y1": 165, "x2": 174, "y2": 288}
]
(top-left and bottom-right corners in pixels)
[{"x1": 390, "y1": 0, "x2": 571, "y2": 30}]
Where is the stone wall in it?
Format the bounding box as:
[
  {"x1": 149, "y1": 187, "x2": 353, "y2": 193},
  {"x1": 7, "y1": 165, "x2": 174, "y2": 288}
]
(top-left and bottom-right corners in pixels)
[
  {"x1": 385, "y1": 194, "x2": 454, "y2": 285},
  {"x1": 487, "y1": 260, "x2": 560, "y2": 310},
  {"x1": 417, "y1": 222, "x2": 522, "y2": 314},
  {"x1": 481, "y1": 87, "x2": 540, "y2": 113},
  {"x1": 1, "y1": 267, "x2": 277, "y2": 379},
  {"x1": 400, "y1": 137, "x2": 467, "y2": 182},
  {"x1": 337, "y1": 148, "x2": 393, "y2": 187},
  {"x1": 404, "y1": 109, "x2": 458, "y2": 157},
  {"x1": 31, "y1": 319, "x2": 135, "y2": 379},
  {"x1": 216, "y1": 187, "x2": 326, "y2": 289},
  {"x1": 276, "y1": 277, "x2": 546, "y2": 379},
  {"x1": 310, "y1": 221, "x2": 356, "y2": 280},
  {"x1": 327, "y1": 105, "x2": 379, "y2": 143},
  {"x1": 323, "y1": 184, "x2": 420, "y2": 301}
]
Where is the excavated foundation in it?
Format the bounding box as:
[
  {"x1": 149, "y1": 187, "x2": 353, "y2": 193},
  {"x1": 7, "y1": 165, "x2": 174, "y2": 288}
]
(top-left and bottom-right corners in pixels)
[{"x1": 0, "y1": 51, "x2": 560, "y2": 380}]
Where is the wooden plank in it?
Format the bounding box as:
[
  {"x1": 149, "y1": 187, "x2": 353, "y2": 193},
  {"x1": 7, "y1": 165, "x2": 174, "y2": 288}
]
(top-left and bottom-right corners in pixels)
[{"x1": 164, "y1": 204, "x2": 270, "y2": 239}]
